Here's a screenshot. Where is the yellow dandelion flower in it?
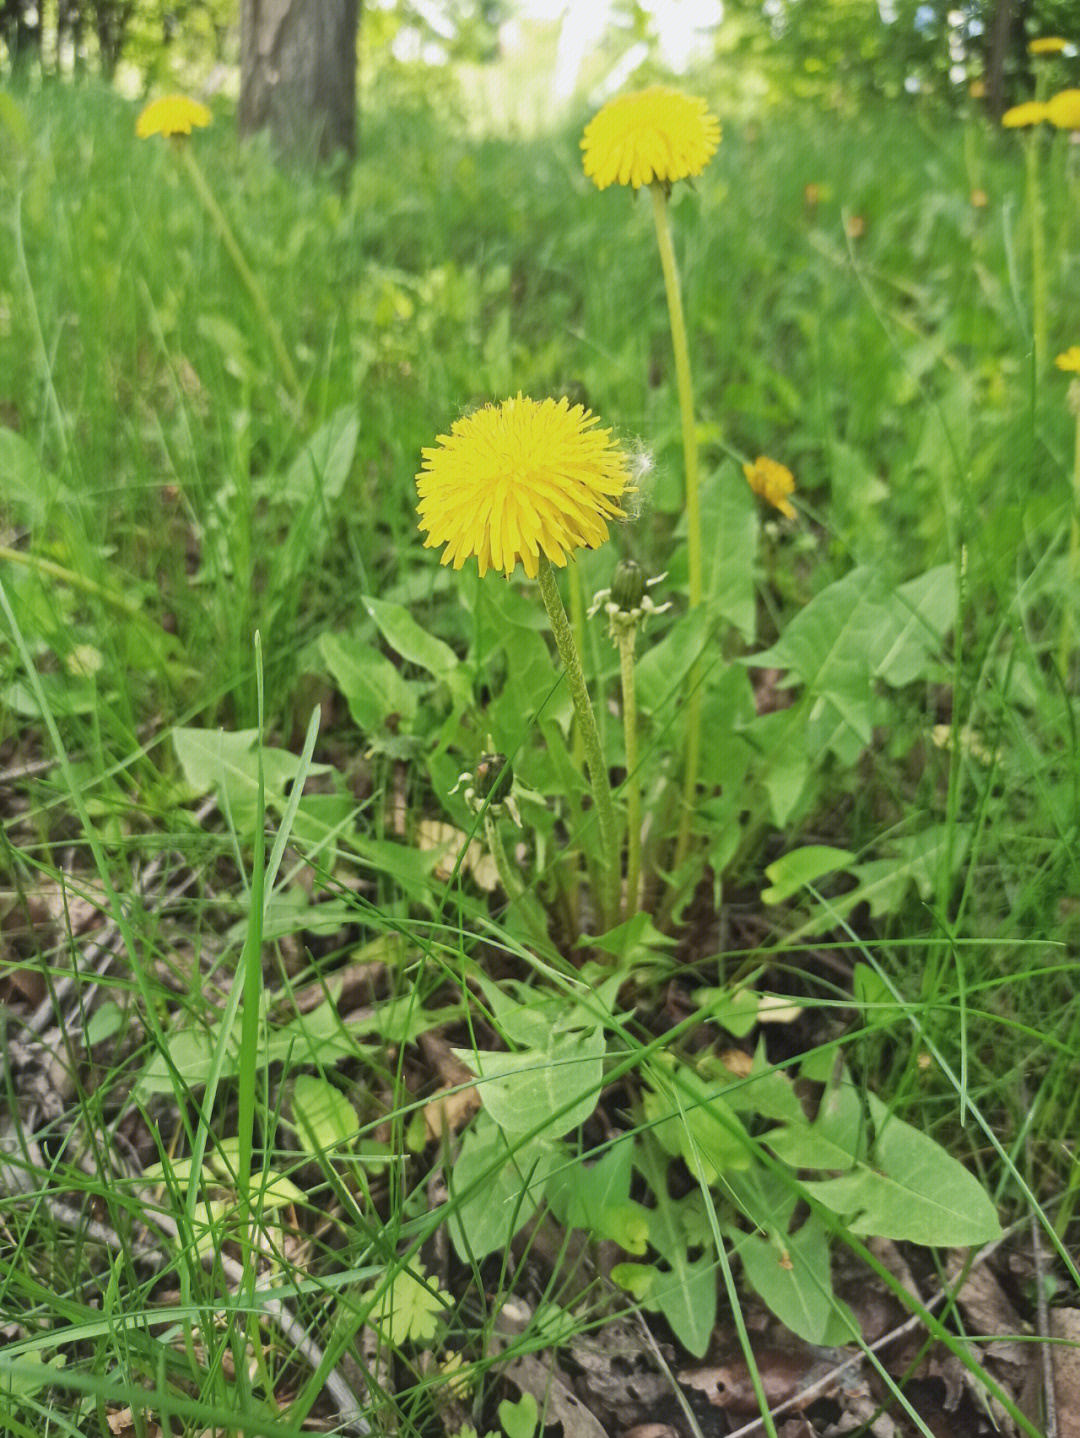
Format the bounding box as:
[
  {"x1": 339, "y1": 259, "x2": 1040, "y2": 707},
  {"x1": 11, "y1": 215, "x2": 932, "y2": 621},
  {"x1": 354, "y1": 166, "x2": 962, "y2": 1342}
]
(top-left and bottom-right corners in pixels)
[
  {"x1": 581, "y1": 86, "x2": 720, "y2": 191},
  {"x1": 743, "y1": 456, "x2": 797, "y2": 520},
  {"x1": 1045, "y1": 88, "x2": 1080, "y2": 128},
  {"x1": 1056, "y1": 347, "x2": 1080, "y2": 372},
  {"x1": 1030, "y1": 36, "x2": 1068, "y2": 55},
  {"x1": 969, "y1": 79, "x2": 987, "y2": 98},
  {"x1": 136, "y1": 95, "x2": 211, "y2": 140},
  {"x1": 416, "y1": 395, "x2": 632, "y2": 579},
  {"x1": 1002, "y1": 100, "x2": 1049, "y2": 127}
]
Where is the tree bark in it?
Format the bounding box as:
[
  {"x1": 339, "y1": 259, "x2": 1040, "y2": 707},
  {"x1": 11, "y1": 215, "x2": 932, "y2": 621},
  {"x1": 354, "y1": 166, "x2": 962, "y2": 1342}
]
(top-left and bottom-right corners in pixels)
[{"x1": 239, "y1": 0, "x2": 359, "y2": 163}]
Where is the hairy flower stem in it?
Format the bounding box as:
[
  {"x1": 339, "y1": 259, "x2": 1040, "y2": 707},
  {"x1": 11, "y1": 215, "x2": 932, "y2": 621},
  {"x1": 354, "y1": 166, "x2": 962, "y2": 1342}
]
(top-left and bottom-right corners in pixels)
[
  {"x1": 537, "y1": 556, "x2": 620, "y2": 930},
  {"x1": 617, "y1": 631, "x2": 641, "y2": 919},
  {"x1": 178, "y1": 144, "x2": 303, "y2": 407},
  {"x1": 650, "y1": 181, "x2": 704, "y2": 872}
]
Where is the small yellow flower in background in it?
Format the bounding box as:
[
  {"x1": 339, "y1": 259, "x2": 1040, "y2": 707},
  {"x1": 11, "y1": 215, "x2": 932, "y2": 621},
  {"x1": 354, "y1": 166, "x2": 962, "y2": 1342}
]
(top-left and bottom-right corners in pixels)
[
  {"x1": 1002, "y1": 100, "x2": 1049, "y2": 127},
  {"x1": 1030, "y1": 36, "x2": 1068, "y2": 55},
  {"x1": 416, "y1": 395, "x2": 632, "y2": 579},
  {"x1": 1045, "y1": 88, "x2": 1080, "y2": 128},
  {"x1": 970, "y1": 188, "x2": 988, "y2": 208},
  {"x1": 136, "y1": 94, "x2": 211, "y2": 139},
  {"x1": 581, "y1": 86, "x2": 720, "y2": 191},
  {"x1": 1055, "y1": 347, "x2": 1080, "y2": 372},
  {"x1": 969, "y1": 78, "x2": 987, "y2": 98},
  {"x1": 743, "y1": 456, "x2": 796, "y2": 519}
]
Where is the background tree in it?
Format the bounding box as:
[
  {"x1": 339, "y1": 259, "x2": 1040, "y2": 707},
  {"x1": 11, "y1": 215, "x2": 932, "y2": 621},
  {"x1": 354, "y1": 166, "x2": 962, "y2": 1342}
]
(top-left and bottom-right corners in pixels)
[{"x1": 238, "y1": 0, "x2": 360, "y2": 162}]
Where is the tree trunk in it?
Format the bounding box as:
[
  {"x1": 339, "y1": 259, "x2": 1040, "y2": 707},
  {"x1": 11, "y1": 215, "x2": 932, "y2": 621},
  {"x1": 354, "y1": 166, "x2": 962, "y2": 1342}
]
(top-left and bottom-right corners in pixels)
[{"x1": 239, "y1": 0, "x2": 359, "y2": 163}]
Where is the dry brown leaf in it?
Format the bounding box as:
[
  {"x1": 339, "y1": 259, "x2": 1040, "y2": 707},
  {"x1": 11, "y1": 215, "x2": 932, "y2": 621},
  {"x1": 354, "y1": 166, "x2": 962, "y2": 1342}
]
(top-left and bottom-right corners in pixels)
[
  {"x1": 1051, "y1": 1308, "x2": 1080, "y2": 1438},
  {"x1": 416, "y1": 819, "x2": 498, "y2": 890},
  {"x1": 106, "y1": 1410, "x2": 161, "y2": 1438},
  {"x1": 944, "y1": 1251, "x2": 1030, "y2": 1368},
  {"x1": 503, "y1": 1352, "x2": 610, "y2": 1438},
  {"x1": 423, "y1": 1083, "x2": 481, "y2": 1140}
]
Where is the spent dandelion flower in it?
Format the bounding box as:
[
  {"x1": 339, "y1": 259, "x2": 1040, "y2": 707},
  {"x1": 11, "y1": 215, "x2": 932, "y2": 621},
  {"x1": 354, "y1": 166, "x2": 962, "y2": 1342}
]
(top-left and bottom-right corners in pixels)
[
  {"x1": 581, "y1": 86, "x2": 720, "y2": 192},
  {"x1": 744, "y1": 456, "x2": 797, "y2": 519},
  {"x1": 416, "y1": 395, "x2": 632, "y2": 580},
  {"x1": 1046, "y1": 88, "x2": 1080, "y2": 128},
  {"x1": 1002, "y1": 101, "x2": 1049, "y2": 126},
  {"x1": 136, "y1": 94, "x2": 211, "y2": 140}
]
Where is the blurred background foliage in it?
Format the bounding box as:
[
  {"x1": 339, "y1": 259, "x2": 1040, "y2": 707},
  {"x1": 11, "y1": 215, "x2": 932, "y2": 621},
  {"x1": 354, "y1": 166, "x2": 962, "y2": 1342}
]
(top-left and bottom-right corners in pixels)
[{"x1": 2, "y1": 0, "x2": 1079, "y2": 117}]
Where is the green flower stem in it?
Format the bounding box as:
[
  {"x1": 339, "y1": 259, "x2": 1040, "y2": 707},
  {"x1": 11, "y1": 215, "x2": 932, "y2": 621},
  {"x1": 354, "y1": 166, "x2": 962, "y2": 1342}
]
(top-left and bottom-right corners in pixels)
[
  {"x1": 650, "y1": 181, "x2": 705, "y2": 873},
  {"x1": 617, "y1": 630, "x2": 641, "y2": 919},
  {"x1": 1025, "y1": 133, "x2": 1047, "y2": 374},
  {"x1": 178, "y1": 143, "x2": 303, "y2": 406},
  {"x1": 483, "y1": 811, "x2": 548, "y2": 945},
  {"x1": 650, "y1": 182, "x2": 702, "y2": 608},
  {"x1": 1058, "y1": 392, "x2": 1080, "y2": 674},
  {"x1": 536, "y1": 555, "x2": 620, "y2": 930}
]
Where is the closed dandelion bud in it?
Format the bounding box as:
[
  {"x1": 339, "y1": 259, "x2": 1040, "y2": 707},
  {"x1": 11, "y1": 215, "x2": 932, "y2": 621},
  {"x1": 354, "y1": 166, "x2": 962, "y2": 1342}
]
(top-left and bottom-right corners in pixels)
[
  {"x1": 474, "y1": 753, "x2": 513, "y2": 805},
  {"x1": 611, "y1": 558, "x2": 646, "y2": 611}
]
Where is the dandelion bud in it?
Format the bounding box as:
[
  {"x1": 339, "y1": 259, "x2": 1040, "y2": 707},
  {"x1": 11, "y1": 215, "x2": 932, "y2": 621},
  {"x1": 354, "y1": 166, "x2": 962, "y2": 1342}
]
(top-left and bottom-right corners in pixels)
[
  {"x1": 474, "y1": 753, "x2": 513, "y2": 805},
  {"x1": 611, "y1": 558, "x2": 647, "y2": 611}
]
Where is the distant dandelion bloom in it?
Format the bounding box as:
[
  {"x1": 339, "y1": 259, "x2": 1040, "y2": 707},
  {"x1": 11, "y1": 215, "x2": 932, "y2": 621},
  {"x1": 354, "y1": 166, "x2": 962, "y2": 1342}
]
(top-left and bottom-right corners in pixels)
[
  {"x1": 416, "y1": 395, "x2": 633, "y2": 579},
  {"x1": 1046, "y1": 88, "x2": 1080, "y2": 128},
  {"x1": 581, "y1": 86, "x2": 720, "y2": 191},
  {"x1": 743, "y1": 456, "x2": 796, "y2": 519},
  {"x1": 1030, "y1": 36, "x2": 1068, "y2": 55},
  {"x1": 136, "y1": 95, "x2": 211, "y2": 139},
  {"x1": 1002, "y1": 101, "x2": 1049, "y2": 127},
  {"x1": 1056, "y1": 347, "x2": 1080, "y2": 372},
  {"x1": 969, "y1": 79, "x2": 987, "y2": 99},
  {"x1": 970, "y1": 188, "x2": 988, "y2": 207}
]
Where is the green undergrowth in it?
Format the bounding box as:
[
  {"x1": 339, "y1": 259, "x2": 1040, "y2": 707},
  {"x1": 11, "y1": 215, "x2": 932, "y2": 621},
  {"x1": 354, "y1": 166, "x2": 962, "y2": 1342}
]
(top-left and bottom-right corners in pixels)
[{"x1": 1, "y1": 72, "x2": 1079, "y2": 1437}]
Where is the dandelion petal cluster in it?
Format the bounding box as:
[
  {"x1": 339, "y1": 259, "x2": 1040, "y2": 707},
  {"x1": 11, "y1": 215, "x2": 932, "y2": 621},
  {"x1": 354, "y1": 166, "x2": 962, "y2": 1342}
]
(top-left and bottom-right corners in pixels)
[
  {"x1": 136, "y1": 95, "x2": 212, "y2": 139},
  {"x1": 581, "y1": 86, "x2": 720, "y2": 191},
  {"x1": 417, "y1": 395, "x2": 632, "y2": 579}
]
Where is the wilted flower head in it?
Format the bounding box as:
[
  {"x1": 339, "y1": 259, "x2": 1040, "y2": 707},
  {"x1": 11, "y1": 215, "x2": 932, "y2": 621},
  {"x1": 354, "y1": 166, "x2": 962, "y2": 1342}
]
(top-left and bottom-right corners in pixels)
[
  {"x1": 1046, "y1": 88, "x2": 1080, "y2": 129},
  {"x1": 1055, "y1": 346, "x2": 1080, "y2": 372},
  {"x1": 581, "y1": 86, "x2": 720, "y2": 191},
  {"x1": 1002, "y1": 101, "x2": 1049, "y2": 127},
  {"x1": 416, "y1": 395, "x2": 632, "y2": 579},
  {"x1": 1030, "y1": 36, "x2": 1068, "y2": 55},
  {"x1": 136, "y1": 95, "x2": 212, "y2": 140},
  {"x1": 743, "y1": 456, "x2": 797, "y2": 520}
]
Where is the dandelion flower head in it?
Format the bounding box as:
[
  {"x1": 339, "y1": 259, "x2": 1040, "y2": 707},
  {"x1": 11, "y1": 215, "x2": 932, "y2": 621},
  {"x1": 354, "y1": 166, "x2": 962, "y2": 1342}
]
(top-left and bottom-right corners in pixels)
[
  {"x1": 416, "y1": 395, "x2": 633, "y2": 579},
  {"x1": 581, "y1": 86, "x2": 720, "y2": 191},
  {"x1": 1002, "y1": 101, "x2": 1049, "y2": 127},
  {"x1": 1030, "y1": 36, "x2": 1068, "y2": 55},
  {"x1": 743, "y1": 456, "x2": 796, "y2": 520},
  {"x1": 136, "y1": 95, "x2": 212, "y2": 140},
  {"x1": 1056, "y1": 347, "x2": 1080, "y2": 372},
  {"x1": 1046, "y1": 88, "x2": 1080, "y2": 128}
]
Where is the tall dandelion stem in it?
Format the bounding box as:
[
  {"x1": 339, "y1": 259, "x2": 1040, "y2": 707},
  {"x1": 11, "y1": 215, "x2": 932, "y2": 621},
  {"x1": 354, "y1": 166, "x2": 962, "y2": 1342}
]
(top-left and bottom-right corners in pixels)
[
  {"x1": 1025, "y1": 133, "x2": 1048, "y2": 374},
  {"x1": 177, "y1": 144, "x2": 303, "y2": 406},
  {"x1": 536, "y1": 556, "x2": 620, "y2": 929},
  {"x1": 1059, "y1": 382, "x2": 1080, "y2": 674},
  {"x1": 617, "y1": 631, "x2": 641, "y2": 919},
  {"x1": 650, "y1": 182, "x2": 703, "y2": 609},
  {"x1": 650, "y1": 182, "x2": 705, "y2": 872}
]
